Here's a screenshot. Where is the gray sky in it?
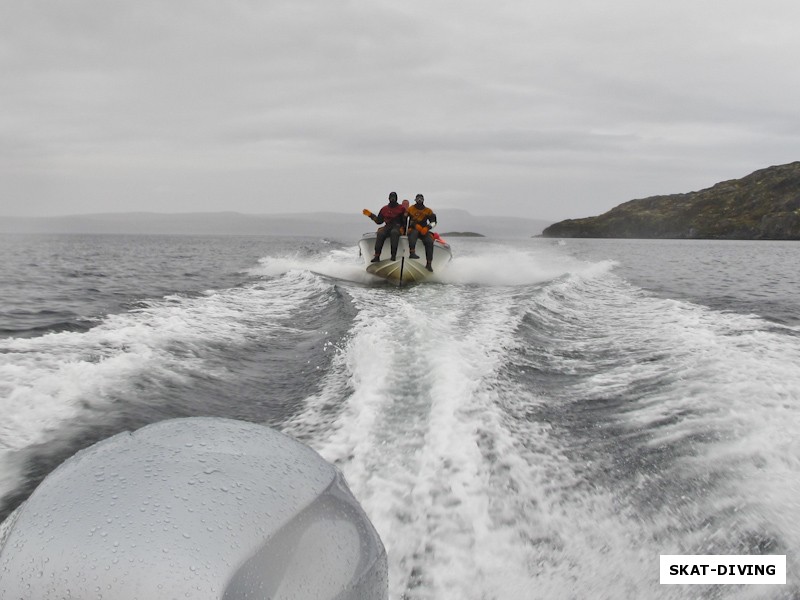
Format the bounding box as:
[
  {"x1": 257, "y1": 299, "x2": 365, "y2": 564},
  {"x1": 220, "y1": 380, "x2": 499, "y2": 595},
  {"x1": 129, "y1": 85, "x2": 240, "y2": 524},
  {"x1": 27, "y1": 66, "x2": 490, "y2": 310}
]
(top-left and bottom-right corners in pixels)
[{"x1": 2, "y1": 0, "x2": 799, "y2": 221}]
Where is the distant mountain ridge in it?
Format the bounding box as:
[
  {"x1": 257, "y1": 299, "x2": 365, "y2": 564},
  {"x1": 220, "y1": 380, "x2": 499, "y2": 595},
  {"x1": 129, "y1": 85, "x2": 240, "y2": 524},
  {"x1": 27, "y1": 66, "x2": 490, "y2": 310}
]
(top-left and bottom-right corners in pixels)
[
  {"x1": 1, "y1": 209, "x2": 550, "y2": 239},
  {"x1": 543, "y1": 162, "x2": 800, "y2": 240}
]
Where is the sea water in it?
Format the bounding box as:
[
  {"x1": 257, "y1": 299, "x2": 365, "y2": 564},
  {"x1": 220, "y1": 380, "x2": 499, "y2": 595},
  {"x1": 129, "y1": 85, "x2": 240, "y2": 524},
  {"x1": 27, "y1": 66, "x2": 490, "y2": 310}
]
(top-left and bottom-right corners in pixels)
[{"x1": 0, "y1": 232, "x2": 798, "y2": 599}]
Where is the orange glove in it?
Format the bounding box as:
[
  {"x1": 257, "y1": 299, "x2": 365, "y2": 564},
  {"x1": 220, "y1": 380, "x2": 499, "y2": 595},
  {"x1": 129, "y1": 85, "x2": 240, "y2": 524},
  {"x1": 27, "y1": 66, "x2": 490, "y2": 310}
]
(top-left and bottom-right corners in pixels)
[{"x1": 415, "y1": 224, "x2": 429, "y2": 236}]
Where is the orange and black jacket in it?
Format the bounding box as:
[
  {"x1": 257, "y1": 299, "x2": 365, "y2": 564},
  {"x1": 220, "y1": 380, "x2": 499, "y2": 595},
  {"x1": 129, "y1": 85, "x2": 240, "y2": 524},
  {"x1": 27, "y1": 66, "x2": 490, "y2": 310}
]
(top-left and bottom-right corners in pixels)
[{"x1": 406, "y1": 205, "x2": 437, "y2": 229}]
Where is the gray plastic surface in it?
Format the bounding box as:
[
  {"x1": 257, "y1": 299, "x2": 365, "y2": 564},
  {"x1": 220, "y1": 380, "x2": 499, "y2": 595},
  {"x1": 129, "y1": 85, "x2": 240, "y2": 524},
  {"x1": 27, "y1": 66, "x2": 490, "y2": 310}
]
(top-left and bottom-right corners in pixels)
[{"x1": 0, "y1": 418, "x2": 387, "y2": 599}]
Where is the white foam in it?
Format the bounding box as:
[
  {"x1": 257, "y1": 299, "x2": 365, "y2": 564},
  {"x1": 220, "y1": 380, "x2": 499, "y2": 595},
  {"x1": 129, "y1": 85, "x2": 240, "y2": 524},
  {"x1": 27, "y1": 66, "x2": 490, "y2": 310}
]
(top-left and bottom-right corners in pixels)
[
  {"x1": 0, "y1": 270, "x2": 334, "y2": 453},
  {"x1": 6, "y1": 239, "x2": 797, "y2": 596},
  {"x1": 247, "y1": 240, "x2": 614, "y2": 288},
  {"x1": 249, "y1": 249, "x2": 377, "y2": 284},
  {"x1": 287, "y1": 260, "x2": 800, "y2": 598},
  {"x1": 535, "y1": 272, "x2": 800, "y2": 559},
  {"x1": 438, "y1": 241, "x2": 615, "y2": 287},
  {"x1": 287, "y1": 283, "x2": 663, "y2": 598}
]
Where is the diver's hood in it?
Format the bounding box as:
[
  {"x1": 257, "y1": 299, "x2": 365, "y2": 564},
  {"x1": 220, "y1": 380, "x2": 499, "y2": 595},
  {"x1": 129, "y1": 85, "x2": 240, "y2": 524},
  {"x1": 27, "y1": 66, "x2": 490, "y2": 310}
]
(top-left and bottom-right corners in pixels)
[{"x1": 0, "y1": 418, "x2": 387, "y2": 599}]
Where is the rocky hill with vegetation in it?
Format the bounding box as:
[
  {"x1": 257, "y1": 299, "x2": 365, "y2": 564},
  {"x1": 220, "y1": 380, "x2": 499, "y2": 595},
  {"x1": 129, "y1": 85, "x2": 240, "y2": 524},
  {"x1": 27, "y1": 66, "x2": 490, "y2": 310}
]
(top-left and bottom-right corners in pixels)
[{"x1": 542, "y1": 162, "x2": 800, "y2": 239}]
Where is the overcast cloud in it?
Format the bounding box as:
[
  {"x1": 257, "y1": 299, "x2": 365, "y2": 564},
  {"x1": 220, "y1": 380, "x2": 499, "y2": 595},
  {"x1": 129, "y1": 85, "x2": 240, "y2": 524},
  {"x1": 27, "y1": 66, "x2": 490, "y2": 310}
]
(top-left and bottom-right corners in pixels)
[{"x1": 2, "y1": 0, "x2": 800, "y2": 220}]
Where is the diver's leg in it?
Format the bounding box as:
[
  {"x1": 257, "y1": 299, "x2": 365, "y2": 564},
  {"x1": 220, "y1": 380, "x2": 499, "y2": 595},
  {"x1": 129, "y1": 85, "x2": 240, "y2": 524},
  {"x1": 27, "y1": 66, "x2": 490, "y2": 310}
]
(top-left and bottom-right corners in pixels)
[
  {"x1": 407, "y1": 228, "x2": 420, "y2": 258},
  {"x1": 423, "y1": 234, "x2": 434, "y2": 259},
  {"x1": 389, "y1": 227, "x2": 400, "y2": 260},
  {"x1": 423, "y1": 234, "x2": 434, "y2": 271},
  {"x1": 372, "y1": 228, "x2": 386, "y2": 261}
]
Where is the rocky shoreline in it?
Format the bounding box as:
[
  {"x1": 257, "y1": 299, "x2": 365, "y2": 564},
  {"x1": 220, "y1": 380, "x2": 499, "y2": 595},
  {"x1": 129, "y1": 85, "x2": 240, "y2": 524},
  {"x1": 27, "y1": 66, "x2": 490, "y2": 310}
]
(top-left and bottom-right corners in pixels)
[{"x1": 543, "y1": 162, "x2": 800, "y2": 240}]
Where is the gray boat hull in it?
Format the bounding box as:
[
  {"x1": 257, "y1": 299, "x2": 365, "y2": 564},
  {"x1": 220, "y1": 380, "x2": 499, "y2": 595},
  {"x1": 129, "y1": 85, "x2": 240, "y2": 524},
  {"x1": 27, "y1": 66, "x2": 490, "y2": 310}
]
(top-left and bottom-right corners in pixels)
[{"x1": 358, "y1": 232, "x2": 452, "y2": 283}]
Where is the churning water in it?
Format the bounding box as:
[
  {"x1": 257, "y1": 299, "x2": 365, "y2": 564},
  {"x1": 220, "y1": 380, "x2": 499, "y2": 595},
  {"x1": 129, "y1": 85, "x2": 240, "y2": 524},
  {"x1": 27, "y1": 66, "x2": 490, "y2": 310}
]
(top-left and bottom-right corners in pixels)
[{"x1": 1, "y1": 233, "x2": 798, "y2": 598}]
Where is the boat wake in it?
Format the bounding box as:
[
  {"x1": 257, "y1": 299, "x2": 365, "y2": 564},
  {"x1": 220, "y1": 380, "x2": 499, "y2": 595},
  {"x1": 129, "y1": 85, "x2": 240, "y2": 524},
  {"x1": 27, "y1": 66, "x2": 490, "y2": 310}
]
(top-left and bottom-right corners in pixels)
[
  {"x1": 282, "y1": 242, "x2": 800, "y2": 598},
  {"x1": 2, "y1": 238, "x2": 799, "y2": 597}
]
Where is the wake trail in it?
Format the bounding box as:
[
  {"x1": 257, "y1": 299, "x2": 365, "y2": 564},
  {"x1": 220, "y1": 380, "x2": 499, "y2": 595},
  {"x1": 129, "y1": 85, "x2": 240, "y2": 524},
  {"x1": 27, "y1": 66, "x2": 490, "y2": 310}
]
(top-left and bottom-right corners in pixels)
[
  {"x1": 0, "y1": 270, "x2": 336, "y2": 509},
  {"x1": 287, "y1": 284, "x2": 610, "y2": 598},
  {"x1": 287, "y1": 258, "x2": 800, "y2": 598}
]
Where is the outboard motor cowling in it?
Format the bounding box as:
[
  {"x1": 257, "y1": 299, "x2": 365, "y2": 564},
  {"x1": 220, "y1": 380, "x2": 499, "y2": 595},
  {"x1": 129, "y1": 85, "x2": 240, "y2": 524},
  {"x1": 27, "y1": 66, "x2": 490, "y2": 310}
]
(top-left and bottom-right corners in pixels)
[{"x1": 0, "y1": 417, "x2": 387, "y2": 599}]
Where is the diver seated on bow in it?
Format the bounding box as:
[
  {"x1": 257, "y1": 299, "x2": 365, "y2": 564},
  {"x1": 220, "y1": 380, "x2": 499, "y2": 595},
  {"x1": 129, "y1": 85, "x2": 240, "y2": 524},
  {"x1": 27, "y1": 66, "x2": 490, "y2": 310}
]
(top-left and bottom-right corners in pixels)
[
  {"x1": 363, "y1": 192, "x2": 407, "y2": 262},
  {"x1": 406, "y1": 193, "x2": 437, "y2": 272}
]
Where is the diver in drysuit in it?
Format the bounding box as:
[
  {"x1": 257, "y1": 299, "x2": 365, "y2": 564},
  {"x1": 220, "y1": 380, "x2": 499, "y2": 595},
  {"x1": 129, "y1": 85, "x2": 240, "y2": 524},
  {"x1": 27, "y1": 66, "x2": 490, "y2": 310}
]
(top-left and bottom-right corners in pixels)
[
  {"x1": 363, "y1": 192, "x2": 407, "y2": 262},
  {"x1": 405, "y1": 194, "x2": 438, "y2": 272}
]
